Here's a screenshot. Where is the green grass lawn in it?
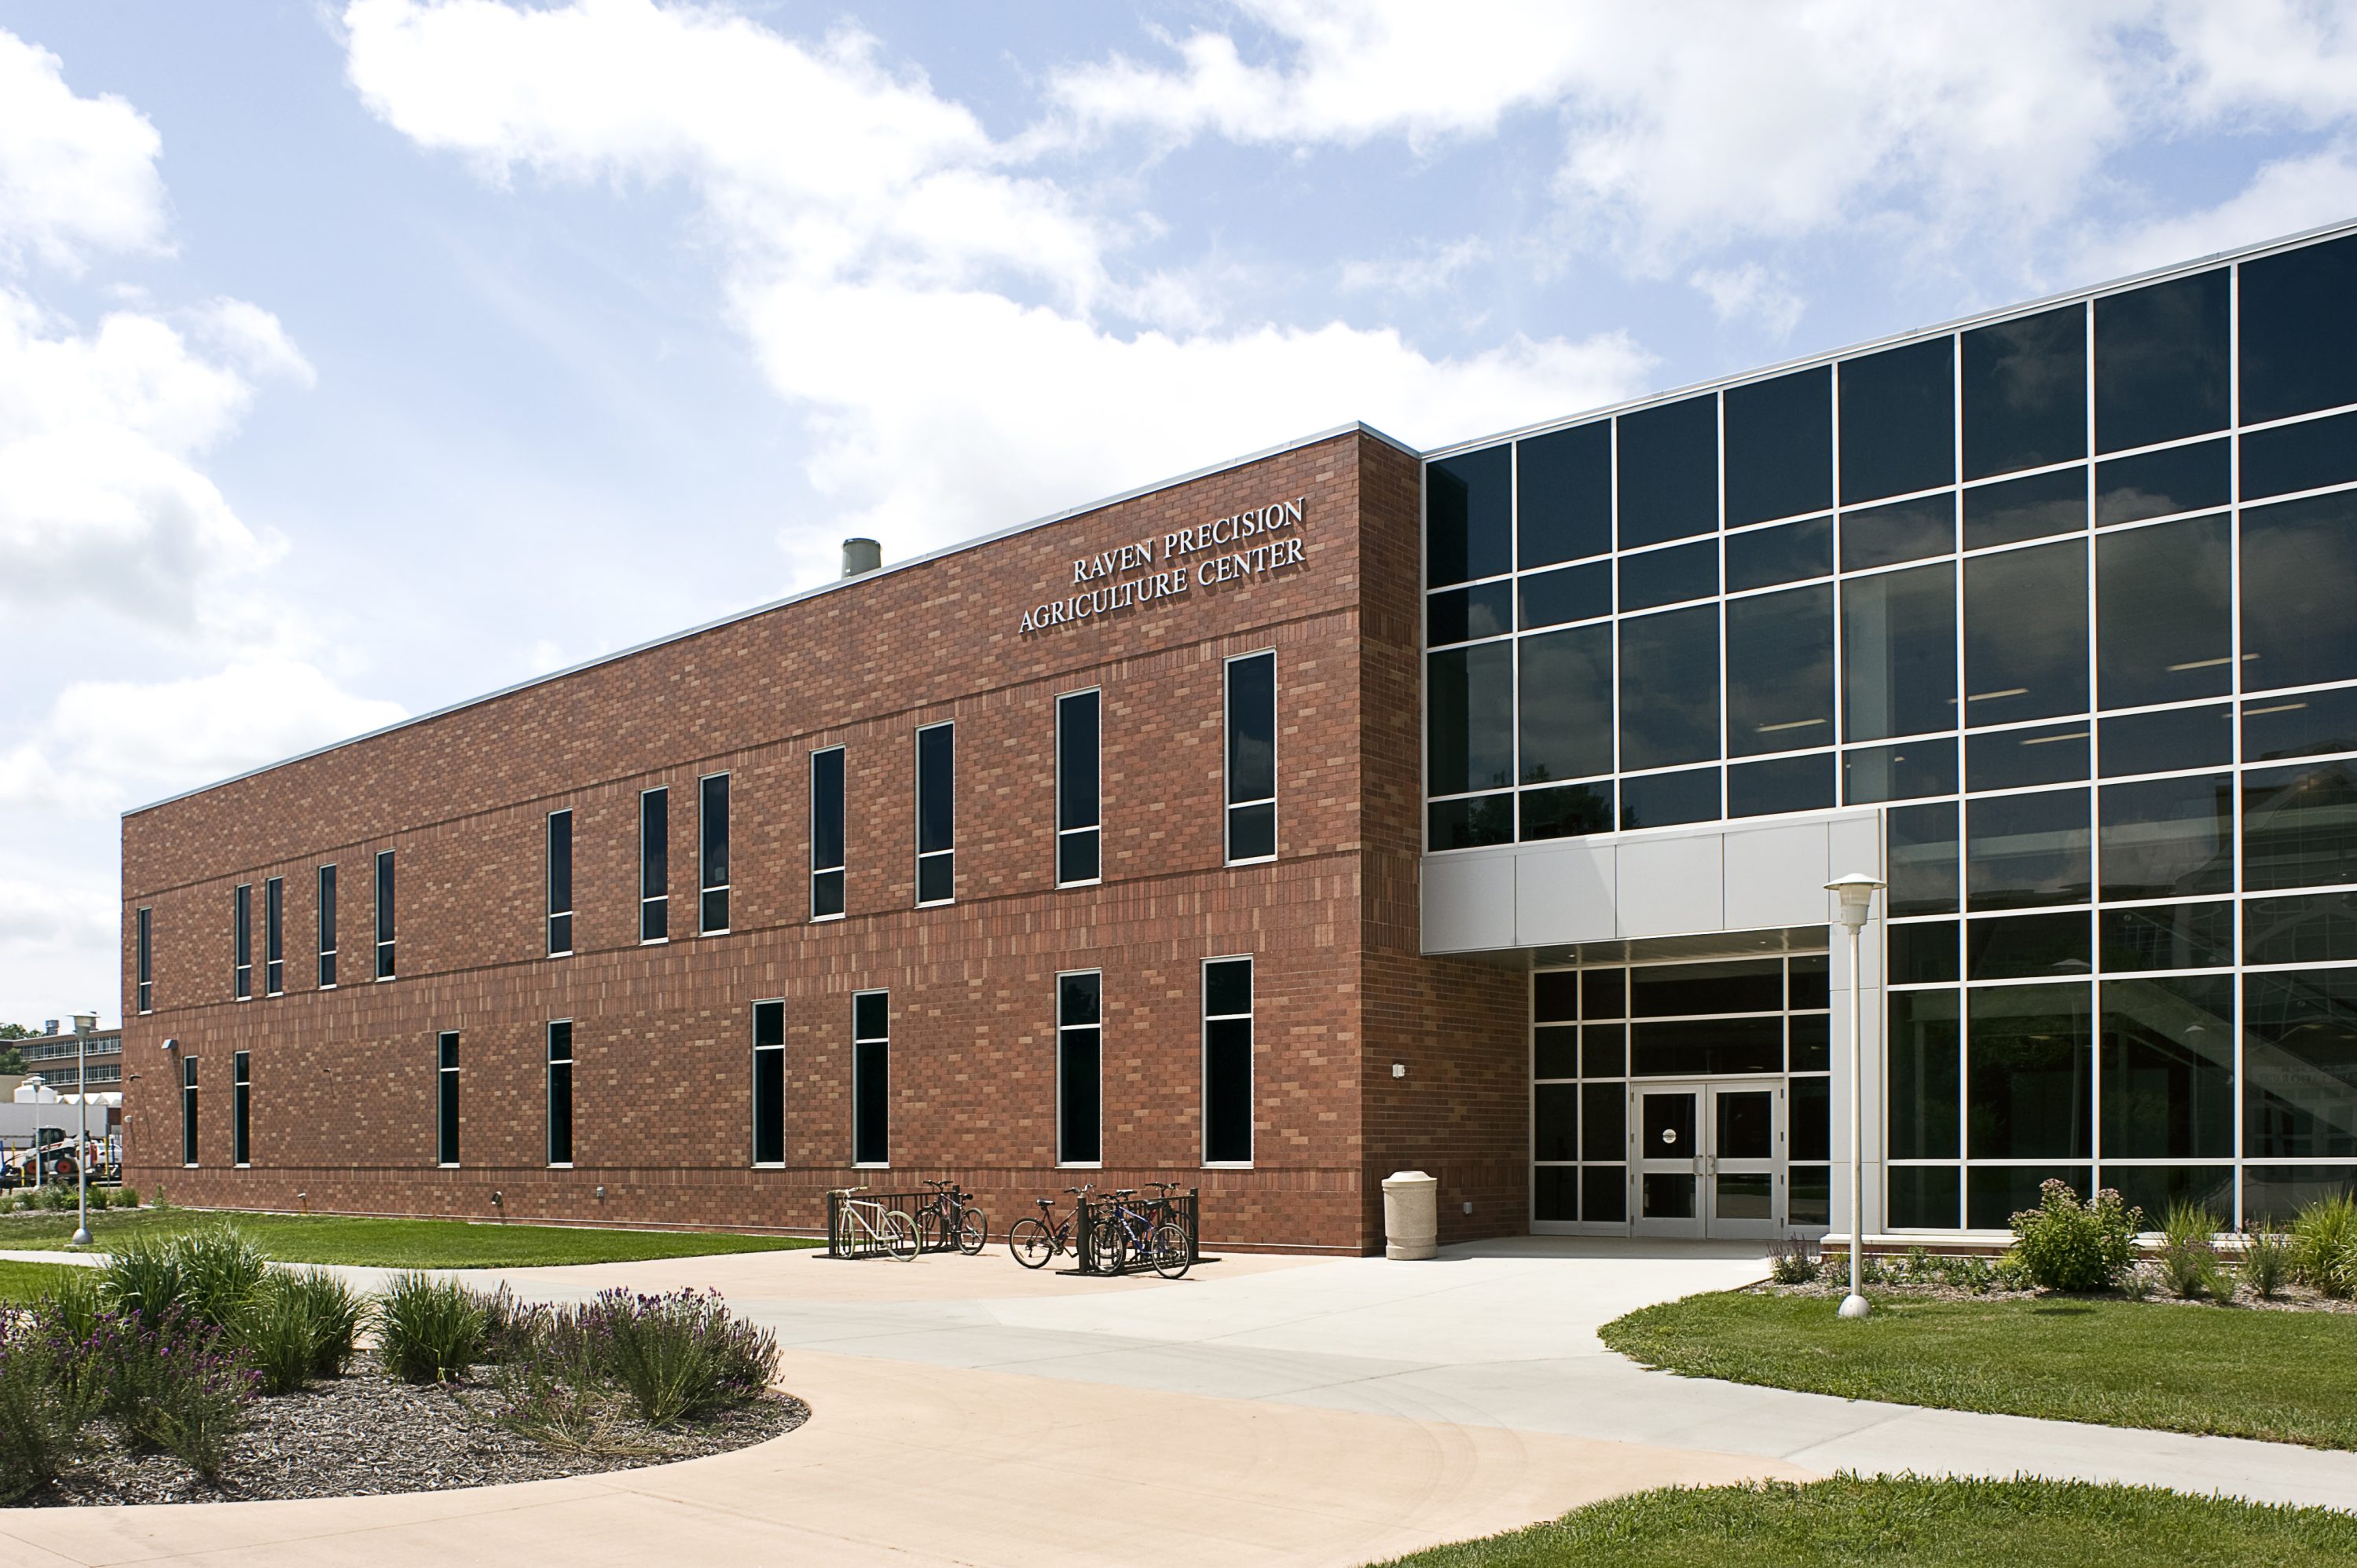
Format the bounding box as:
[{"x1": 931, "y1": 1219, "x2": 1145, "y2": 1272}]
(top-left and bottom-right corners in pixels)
[
  {"x1": 1603, "y1": 1288, "x2": 2357, "y2": 1449},
  {"x1": 1370, "y1": 1476, "x2": 2357, "y2": 1567},
  {"x1": 0, "y1": 1207, "x2": 820, "y2": 1269},
  {"x1": 0, "y1": 1258, "x2": 86, "y2": 1302}
]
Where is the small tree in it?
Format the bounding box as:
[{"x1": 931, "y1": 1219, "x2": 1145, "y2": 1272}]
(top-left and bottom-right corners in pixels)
[
  {"x1": 2008, "y1": 1179, "x2": 2143, "y2": 1292},
  {"x1": 0, "y1": 1048, "x2": 22, "y2": 1075}
]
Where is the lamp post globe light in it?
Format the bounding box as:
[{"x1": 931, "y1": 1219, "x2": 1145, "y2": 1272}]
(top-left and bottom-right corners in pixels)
[
  {"x1": 71, "y1": 1013, "x2": 92, "y2": 1248},
  {"x1": 1825, "y1": 873, "x2": 1884, "y2": 1321}
]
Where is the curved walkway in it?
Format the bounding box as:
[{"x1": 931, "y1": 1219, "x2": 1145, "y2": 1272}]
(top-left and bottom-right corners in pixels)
[{"x1": 5, "y1": 1236, "x2": 2356, "y2": 1565}]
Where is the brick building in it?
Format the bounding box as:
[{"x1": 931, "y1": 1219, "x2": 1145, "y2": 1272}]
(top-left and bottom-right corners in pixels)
[{"x1": 123, "y1": 220, "x2": 2357, "y2": 1249}]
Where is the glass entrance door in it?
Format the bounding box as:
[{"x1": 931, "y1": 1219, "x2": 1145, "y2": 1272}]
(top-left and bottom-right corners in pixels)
[
  {"x1": 1630, "y1": 1081, "x2": 1787, "y2": 1239},
  {"x1": 1633, "y1": 1087, "x2": 1704, "y2": 1237}
]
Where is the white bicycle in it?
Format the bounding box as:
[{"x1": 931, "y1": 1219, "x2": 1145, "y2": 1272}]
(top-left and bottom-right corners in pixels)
[{"x1": 830, "y1": 1186, "x2": 919, "y2": 1262}]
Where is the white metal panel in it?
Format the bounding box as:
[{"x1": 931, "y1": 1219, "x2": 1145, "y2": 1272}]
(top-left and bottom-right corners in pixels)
[
  {"x1": 1613, "y1": 833, "x2": 1725, "y2": 940},
  {"x1": 1722, "y1": 823, "x2": 1835, "y2": 930},
  {"x1": 1512, "y1": 839, "x2": 1618, "y2": 947},
  {"x1": 1421, "y1": 852, "x2": 1518, "y2": 954}
]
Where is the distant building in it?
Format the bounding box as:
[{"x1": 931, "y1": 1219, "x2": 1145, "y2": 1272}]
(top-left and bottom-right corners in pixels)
[{"x1": 13, "y1": 1017, "x2": 122, "y2": 1090}]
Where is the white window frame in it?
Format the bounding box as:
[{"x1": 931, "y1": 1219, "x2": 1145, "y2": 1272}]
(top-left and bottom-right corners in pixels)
[
  {"x1": 373, "y1": 849, "x2": 396, "y2": 981},
  {"x1": 546, "y1": 808, "x2": 574, "y2": 958},
  {"x1": 851, "y1": 990, "x2": 890, "y2": 1168},
  {"x1": 1057, "y1": 687, "x2": 1103, "y2": 888},
  {"x1": 752, "y1": 998, "x2": 787, "y2": 1168},
  {"x1": 135, "y1": 904, "x2": 153, "y2": 1014},
  {"x1": 915, "y1": 722, "x2": 955, "y2": 907},
  {"x1": 233, "y1": 883, "x2": 252, "y2": 1001},
  {"x1": 811, "y1": 745, "x2": 846, "y2": 921},
  {"x1": 1223, "y1": 649, "x2": 1279, "y2": 866},
  {"x1": 1056, "y1": 969, "x2": 1104, "y2": 1168},
  {"x1": 317, "y1": 863, "x2": 338, "y2": 989},
  {"x1": 263, "y1": 876, "x2": 284, "y2": 997},
  {"x1": 1201, "y1": 954, "x2": 1255, "y2": 1168},
  {"x1": 640, "y1": 786, "x2": 669, "y2": 944},
  {"x1": 698, "y1": 771, "x2": 731, "y2": 936},
  {"x1": 546, "y1": 1019, "x2": 574, "y2": 1169},
  {"x1": 232, "y1": 1050, "x2": 251, "y2": 1167},
  {"x1": 437, "y1": 1031, "x2": 460, "y2": 1169}
]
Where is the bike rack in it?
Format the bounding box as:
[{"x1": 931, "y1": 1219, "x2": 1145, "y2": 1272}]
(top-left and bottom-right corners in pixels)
[
  {"x1": 825, "y1": 1187, "x2": 978, "y2": 1258},
  {"x1": 1072, "y1": 1188, "x2": 1199, "y2": 1275}
]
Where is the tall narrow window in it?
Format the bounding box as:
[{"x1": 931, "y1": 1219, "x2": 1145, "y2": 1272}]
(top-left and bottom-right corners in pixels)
[
  {"x1": 264, "y1": 876, "x2": 284, "y2": 995},
  {"x1": 181, "y1": 1056, "x2": 199, "y2": 1167},
  {"x1": 232, "y1": 1050, "x2": 251, "y2": 1166},
  {"x1": 699, "y1": 772, "x2": 731, "y2": 935},
  {"x1": 852, "y1": 991, "x2": 889, "y2": 1166},
  {"x1": 438, "y1": 1031, "x2": 460, "y2": 1167},
  {"x1": 1058, "y1": 971, "x2": 1102, "y2": 1165},
  {"x1": 753, "y1": 1001, "x2": 786, "y2": 1165},
  {"x1": 317, "y1": 864, "x2": 338, "y2": 988},
  {"x1": 1225, "y1": 650, "x2": 1277, "y2": 863},
  {"x1": 811, "y1": 747, "x2": 846, "y2": 919},
  {"x1": 640, "y1": 787, "x2": 669, "y2": 942},
  {"x1": 134, "y1": 906, "x2": 152, "y2": 1014},
  {"x1": 1204, "y1": 957, "x2": 1253, "y2": 1165},
  {"x1": 546, "y1": 809, "x2": 574, "y2": 956},
  {"x1": 546, "y1": 1020, "x2": 574, "y2": 1167},
  {"x1": 374, "y1": 850, "x2": 396, "y2": 980},
  {"x1": 1058, "y1": 690, "x2": 1102, "y2": 886},
  {"x1": 915, "y1": 723, "x2": 955, "y2": 904},
  {"x1": 233, "y1": 884, "x2": 252, "y2": 1000}
]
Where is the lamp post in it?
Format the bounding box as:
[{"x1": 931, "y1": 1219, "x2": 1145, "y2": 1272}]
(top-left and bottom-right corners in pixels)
[
  {"x1": 1825, "y1": 873, "x2": 1885, "y2": 1320},
  {"x1": 71, "y1": 1015, "x2": 92, "y2": 1247}
]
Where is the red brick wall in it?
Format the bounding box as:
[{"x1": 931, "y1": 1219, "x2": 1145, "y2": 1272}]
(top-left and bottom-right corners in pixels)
[{"x1": 123, "y1": 428, "x2": 1534, "y2": 1254}]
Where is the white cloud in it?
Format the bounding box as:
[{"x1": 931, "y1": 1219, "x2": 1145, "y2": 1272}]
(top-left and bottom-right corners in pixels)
[
  {"x1": 344, "y1": 0, "x2": 1654, "y2": 575},
  {"x1": 2073, "y1": 145, "x2": 2357, "y2": 282},
  {"x1": 0, "y1": 27, "x2": 169, "y2": 270},
  {"x1": 1689, "y1": 262, "x2": 1805, "y2": 339},
  {"x1": 1340, "y1": 236, "x2": 1490, "y2": 298}
]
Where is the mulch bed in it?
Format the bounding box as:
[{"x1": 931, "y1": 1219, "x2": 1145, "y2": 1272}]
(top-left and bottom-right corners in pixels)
[{"x1": 16, "y1": 1374, "x2": 808, "y2": 1507}]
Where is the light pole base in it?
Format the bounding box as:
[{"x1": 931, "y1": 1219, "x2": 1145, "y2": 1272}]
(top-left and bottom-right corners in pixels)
[
  {"x1": 1838, "y1": 1293, "x2": 1871, "y2": 1319},
  {"x1": 70, "y1": 1227, "x2": 92, "y2": 1247}
]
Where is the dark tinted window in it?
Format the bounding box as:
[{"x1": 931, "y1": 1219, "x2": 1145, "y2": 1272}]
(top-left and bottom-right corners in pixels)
[
  {"x1": 1888, "y1": 801, "x2": 1960, "y2": 917},
  {"x1": 1517, "y1": 423, "x2": 1611, "y2": 569},
  {"x1": 2244, "y1": 760, "x2": 2357, "y2": 891},
  {"x1": 1429, "y1": 793, "x2": 1512, "y2": 850},
  {"x1": 2095, "y1": 269, "x2": 2231, "y2": 452},
  {"x1": 1427, "y1": 445, "x2": 1510, "y2": 586},
  {"x1": 1519, "y1": 624, "x2": 1613, "y2": 784},
  {"x1": 1618, "y1": 539, "x2": 1717, "y2": 610},
  {"x1": 2243, "y1": 492, "x2": 2357, "y2": 691},
  {"x1": 2245, "y1": 968, "x2": 2357, "y2": 1159},
  {"x1": 1839, "y1": 337, "x2": 1955, "y2": 504},
  {"x1": 1842, "y1": 562, "x2": 1956, "y2": 742},
  {"x1": 1518, "y1": 561, "x2": 1608, "y2": 628},
  {"x1": 1845, "y1": 738, "x2": 1956, "y2": 804},
  {"x1": 1618, "y1": 767, "x2": 1719, "y2": 831},
  {"x1": 1726, "y1": 584, "x2": 1832, "y2": 757},
  {"x1": 2099, "y1": 704, "x2": 2231, "y2": 778},
  {"x1": 2095, "y1": 438, "x2": 2229, "y2": 526},
  {"x1": 2097, "y1": 514, "x2": 2231, "y2": 709},
  {"x1": 1963, "y1": 539, "x2": 2086, "y2": 726},
  {"x1": 1966, "y1": 721, "x2": 2088, "y2": 792},
  {"x1": 1723, "y1": 366, "x2": 1831, "y2": 526},
  {"x1": 1967, "y1": 911, "x2": 2091, "y2": 980},
  {"x1": 1534, "y1": 971, "x2": 1578, "y2": 1024},
  {"x1": 1725, "y1": 515, "x2": 1831, "y2": 591},
  {"x1": 1583, "y1": 968, "x2": 1627, "y2": 1020},
  {"x1": 1962, "y1": 304, "x2": 2085, "y2": 480},
  {"x1": 1963, "y1": 467, "x2": 2084, "y2": 551},
  {"x1": 2245, "y1": 686, "x2": 2357, "y2": 762},
  {"x1": 1967, "y1": 984, "x2": 2093, "y2": 1159},
  {"x1": 1521, "y1": 781, "x2": 1612, "y2": 841},
  {"x1": 2246, "y1": 892, "x2": 2357, "y2": 967},
  {"x1": 2099, "y1": 774, "x2": 2234, "y2": 901},
  {"x1": 1632, "y1": 959, "x2": 1782, "y2": 1016},
  {"x1": 2242, "y1": 408, "x2": 2357, "y2": 500},
  {"x1": 1631, "y1": 1017, "x2": 1782, "y2": 1076},
  {"x1": 1966, "y1": 788, "x2": 2091, "y2": 911},
  {"x1": 1728, "y1": 753, "x2": 1835, "y2": 817},
  {"x1": 1615, "y1": 396, "x2": 1717, "y2": 547},
  {"x1": 1888, "y1": 989, "x2": 1960, "y2": 1158},
  {"x1": 2240, "y1": 234, "x2": 2357, "y2": 425},
  {"x1": 1425, "y1": 644, "x2": 1514, "y2": 795},
  {"x1": 1841, "y1": 493, "x2": 1953, "y2": 570},
  {"x1": 914, "y1": 730, "x2": 951, "y2": 853},
  {"x1": 1618, "y1": 606, "x2": 1720, "y2": 770},
  {"x1": 1890, "y1": 921, "x2": 1960, "y2": 984},
  {"x1": 1427, "y1": 581, "x2": 1512, "y2": 645},
  {"x1": 2101, "y1": 902, "x2": 2234, "y2": 973}
]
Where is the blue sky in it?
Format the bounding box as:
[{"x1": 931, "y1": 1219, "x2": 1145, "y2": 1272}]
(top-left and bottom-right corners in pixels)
[{"x1": 5, "y1": 0, "x2": 2357, "y2": 1025}]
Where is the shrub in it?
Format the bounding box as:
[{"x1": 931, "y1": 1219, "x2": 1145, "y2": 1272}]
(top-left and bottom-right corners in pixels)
[
  {"x1": 235, "y1": 1284, "x2": 319, "y2": 1396},
  {"x1": 91, "y1": 1309, "x2": 255, "y2": 1479},
  {"x1": 2009, "y1": 1180, "x2": 2143, "y2": 1293},
  {"x1": 280, "y1": 1268, "x2": 364, "y2": 1378},
  {"x1": 39, "y1": 1269, "x2": 105, "y2": 1350},
  {"x1": 1765, "y1": 1234, "x2": 1820, "y2": 1285},
  {"x1": 35, "y1": 1181, "x2": 75, "y2": 1211},
  {"x1": 375, "y1": 1273, "x2": 486, "y2": 1383},
  {"x1": 596, "y1": 1288, "x2": 778, "y2": 1427},
  {"x1": 152, "y1": 1187, "x2": 170, "y2": 1211},
  {"x1": 0, "y1": 1310, "x2": 102, "y2": 1502},
  {"x1": 101, "y1": 1234, "x2": 187, "y2": 1330},
  {"x1": 2242, "y1": 1225, "x2": 2295, "y2": 1299},
  {"x1": 176, "y1": 1226, "x2": 269, "y2": 1328},
  {"x1": 475, "y1": 1282, "x2": 543, "y2": 1365},
  {"x1": 493, "y1": 1302, "x2": 621, "y2": 1453},
  {"x1": 115, "y1": 1186, "x2": 140, "y2": 1210},
  {"x1": 2158, "y1": 1202, "x2": 2226, "y2": 1301},
  {"x1": 2292, "y1": 1192, "x2": 2357, "y2": 1299}
]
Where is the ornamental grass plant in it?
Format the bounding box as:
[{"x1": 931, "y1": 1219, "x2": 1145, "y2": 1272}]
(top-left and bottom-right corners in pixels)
[
  {"x1": 2239, "y1": 1225, "x2": 2294, "y2": 1299},
  {"x1": 374, "y1": 1272, "x2": 486, "y2": 1384},
  {"x1": 596, "y1": 1288, "x2": 777, "y2": 1428},
  {"x1": 2157, "y1": 1202, "x2": 2229, "y2": 1301},
  {"x1": 2290, "y1": 1192, "x2": 2357, "y2": 1299}
]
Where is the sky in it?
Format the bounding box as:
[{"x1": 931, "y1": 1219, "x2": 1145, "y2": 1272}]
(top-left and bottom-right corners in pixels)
[{"x1": 5, "y1": 0, "x2": 2357, "y2": 1028}]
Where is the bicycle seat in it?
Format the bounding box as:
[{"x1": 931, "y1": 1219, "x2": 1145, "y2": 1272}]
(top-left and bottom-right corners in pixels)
[
  {"x1": 1034, "y1": 1196, "x2": 1054, "y2": 1211},
  {"x1": 1113, "y1": 1189, "x2": 1138, "y2": 1197}
]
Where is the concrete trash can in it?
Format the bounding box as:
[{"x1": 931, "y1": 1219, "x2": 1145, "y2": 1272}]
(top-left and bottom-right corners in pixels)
[{"x1": 1383, "y1": 1170, "x2": 1439, "y2": 1260}]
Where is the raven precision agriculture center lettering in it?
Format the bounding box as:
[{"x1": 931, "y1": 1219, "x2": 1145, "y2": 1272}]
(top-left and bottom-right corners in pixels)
[{"x1": 1019, "y1": 496, "x2": 1307, "y2": 633}]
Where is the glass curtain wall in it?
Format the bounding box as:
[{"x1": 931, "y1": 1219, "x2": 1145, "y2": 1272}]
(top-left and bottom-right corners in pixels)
[{"x1": 1432, "y1": 227, "x2": 2357, "y2": 1229}]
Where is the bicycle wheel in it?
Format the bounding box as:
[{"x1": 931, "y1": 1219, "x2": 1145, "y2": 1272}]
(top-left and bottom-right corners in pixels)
[
  {"x1": 883, "y1": 1209, "x2": 920, "y2": 1262},
  {"x1": 1009, "y1": 1216, "x2": 1054, "y2": 1269},
  {"x1": 1087, "y1": 1223, "x2": 1128, "y2": 1276},
  {"x1": 916, "y1": 1207, "x2": 949, "y2": 1254},
  {"x1": 1149, "y1": 1222, "x2": 1191, "y2": 1280},
  {"x1": 958, "y1": 1208, "x2": 988, "y2": 1255}
]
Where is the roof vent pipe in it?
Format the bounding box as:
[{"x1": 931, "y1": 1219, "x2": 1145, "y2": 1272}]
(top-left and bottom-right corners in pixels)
[
  {"x1": 42, "y1": 1020, "x2": 57, "y2": 1039},
  {"x1": 841, "y1": 538, "x2": 882, "y2": 578}
]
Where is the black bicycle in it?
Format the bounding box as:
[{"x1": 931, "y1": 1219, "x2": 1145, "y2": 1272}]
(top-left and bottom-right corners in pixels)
[
  {"x1": 1096, "y1": 1187, "x2": 1192, "y2": 1279},
  {"x1": 1009, "y1": 1185, "x2": 1091, "y2": 1269},
  {"x1": 915, "y1": 1178, "x2": 988, "y2": 1255}
]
